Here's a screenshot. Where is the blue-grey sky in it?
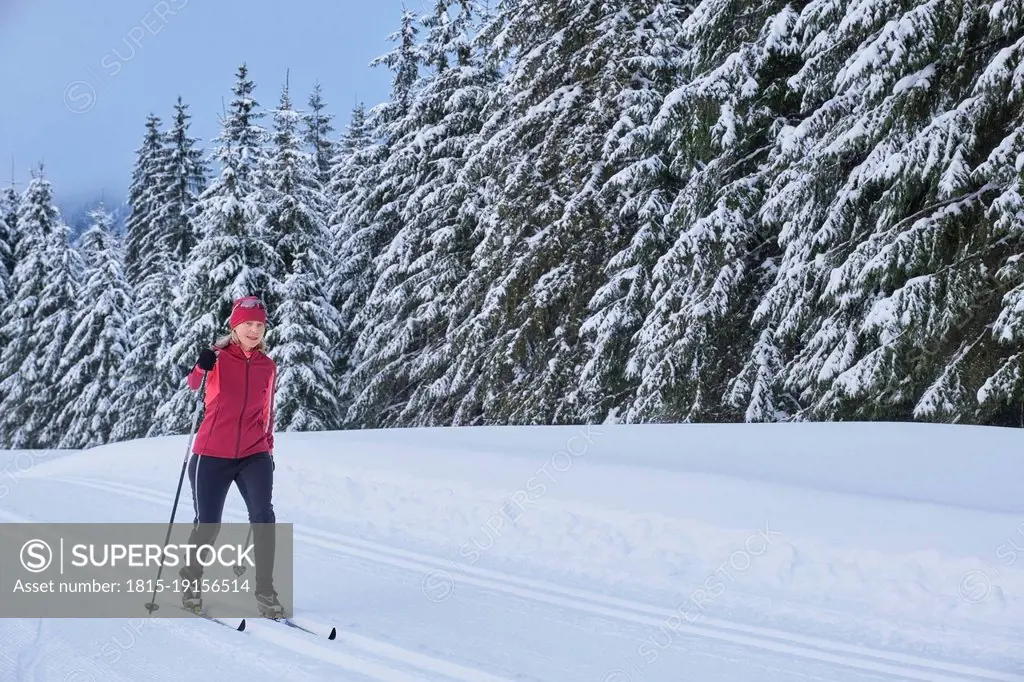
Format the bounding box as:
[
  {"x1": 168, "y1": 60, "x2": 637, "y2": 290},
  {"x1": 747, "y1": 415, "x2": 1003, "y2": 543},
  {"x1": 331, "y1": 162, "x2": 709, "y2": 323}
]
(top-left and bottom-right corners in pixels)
[{"x1": 0, "y1": 0, "x2": 420, "y2": 206}]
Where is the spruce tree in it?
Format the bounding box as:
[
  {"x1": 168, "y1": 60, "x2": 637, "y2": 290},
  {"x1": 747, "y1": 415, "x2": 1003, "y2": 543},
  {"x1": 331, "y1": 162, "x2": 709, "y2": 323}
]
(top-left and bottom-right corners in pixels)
[
  {"x1": 625, "y1": 0, "x2": 801, "y2": 423},
  {"x1": 957, "y1": 2, "x2": 1024, "y2": 424},
  {"x1": 254, "y1": 78, "x2": 316, "y2": 290},
  {"x1": 303, "y1": 81, "x2": 337, "y2": 190},
  {"x1": 0, "y1": 184, "x2": 17, "y2": 250},
  {"x1": 109, "y1": 101, "x2": 205, "y2": 443},
  {"x1": 255, "y1": 77, "x2": 342, "y2": 430},
  {"x1": 109, "y1": 231, "x2": 182, "y2": 442},
  {"x1": 54, "y1": 205, "x2": 132, "y2": 448},
  {"x1": 0, "y1": 185, "x2": 15, "y2": 323},
  {"x1": 0, "y1": 184, "x2": 20, "y2": 371},
  {"x1": 154, "y1": 96, "x2": 207, "y2": 265},
  {"x1": 32, "y1": 212, "x2": 85, "y2": 448},
  {"x1": 570, "y1": 0, "x2": 692, "y2": 423},
  {"x1": 325, "y1": 101, "x2": 376, "y2": 425},
  {"x1": 344, "y1": 0, "x2": 498, "y2": 427},
  {"x1": 124, "y1": 114, "x2": 166, "y2": 288},
  {"x1": 0, "y1": 169, "x2": 62, "y2": 447},
  {"x1": 273, "y1": 243, "x2": 342, "y2": 431},
  {"x1": 332, "y1": 10, "x2": 422, "y2": 423},
  {"x1": 436, "y1": 0, "x2": 699, "y2": 424},
  {"x1": 0, "y1": 167, "x2": 83, "y2": 447},
  {"x1": 395, "y1": 0, "x2": 502, "y2": 426},
  {"x1": 736, "y1": 0, "x2": 1024, "y2": 424}
]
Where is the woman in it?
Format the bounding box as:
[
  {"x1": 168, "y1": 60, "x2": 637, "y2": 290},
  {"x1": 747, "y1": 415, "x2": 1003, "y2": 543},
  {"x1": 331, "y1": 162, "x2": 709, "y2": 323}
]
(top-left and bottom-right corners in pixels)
[{"x1": 177, "y1": 295, "x2": 282, "y2": 618}]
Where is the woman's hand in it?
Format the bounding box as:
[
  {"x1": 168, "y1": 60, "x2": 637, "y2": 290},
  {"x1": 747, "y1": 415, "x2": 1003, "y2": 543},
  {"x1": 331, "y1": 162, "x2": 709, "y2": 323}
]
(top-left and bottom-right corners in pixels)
[{"x1": 197, "y1": 348, "x2": 217, "y2": 371}]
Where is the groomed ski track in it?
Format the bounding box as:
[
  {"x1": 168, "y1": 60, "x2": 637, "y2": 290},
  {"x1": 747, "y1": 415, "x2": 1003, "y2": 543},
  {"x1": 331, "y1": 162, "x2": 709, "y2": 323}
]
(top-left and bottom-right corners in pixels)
[
  {"x1": 0, "y1": 503, "x2": 511, "y2": 682},
  {"x1": 3, "y1": 471, "x2": 1018, "y2": 682}
]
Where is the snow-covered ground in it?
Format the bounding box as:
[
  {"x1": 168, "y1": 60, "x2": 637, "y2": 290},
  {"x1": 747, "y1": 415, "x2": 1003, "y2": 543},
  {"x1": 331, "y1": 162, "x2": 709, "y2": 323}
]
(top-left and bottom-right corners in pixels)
[{"x1": 1, "y1": 421, "x2": 1023, "y2": 681}]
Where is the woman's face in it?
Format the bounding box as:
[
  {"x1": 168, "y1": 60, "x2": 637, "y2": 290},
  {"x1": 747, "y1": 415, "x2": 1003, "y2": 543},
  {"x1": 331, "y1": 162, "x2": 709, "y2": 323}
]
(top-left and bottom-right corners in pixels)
[{"x1": 235, "y1": 320, "x2": 266, "y2": 350}]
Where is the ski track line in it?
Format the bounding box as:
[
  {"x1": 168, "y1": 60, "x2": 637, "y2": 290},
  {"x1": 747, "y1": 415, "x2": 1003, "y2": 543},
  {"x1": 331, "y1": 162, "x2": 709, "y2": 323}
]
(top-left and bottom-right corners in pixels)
[
  {"x1": 235, "y1": 618, "x2": 435, "y2": 682},
  {"x1": 14, "y1": 617, "x2": 43, "y2": 682},
  {"x1": 178, "y1": 605, "x2": 435, "y2": 682},
  {"x1": 47, "y1": 475, "x2": 1023, "y2": 682},
  {"x1": 0, "y1": 508, "x2": 359, "y2": 682},
  {"x1": 287, "y1": 615, "x2": 517, "y2": 682},
  {"x1": 202, "y1": 594, "x2": 516, "y2": 682},
  {"x1": 0, "y1": 508, "x2": 142, "y2": 682},
  {"x1": 0, "y1": 498, "x2": 515, "y2": 682}
]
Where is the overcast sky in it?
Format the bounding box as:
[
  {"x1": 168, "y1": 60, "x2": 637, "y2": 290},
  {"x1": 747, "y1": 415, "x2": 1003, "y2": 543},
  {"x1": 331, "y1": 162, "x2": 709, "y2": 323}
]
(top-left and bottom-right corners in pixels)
[{"x1": 0, "y1": 0, "x2": 419, "y2": 206}]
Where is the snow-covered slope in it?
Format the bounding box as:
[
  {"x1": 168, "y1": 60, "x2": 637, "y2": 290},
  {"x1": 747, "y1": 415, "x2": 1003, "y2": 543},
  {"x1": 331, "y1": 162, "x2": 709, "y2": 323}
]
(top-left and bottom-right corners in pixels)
[{"x1": 1, "y1": 422, "x2": 1022, "y2": 681}]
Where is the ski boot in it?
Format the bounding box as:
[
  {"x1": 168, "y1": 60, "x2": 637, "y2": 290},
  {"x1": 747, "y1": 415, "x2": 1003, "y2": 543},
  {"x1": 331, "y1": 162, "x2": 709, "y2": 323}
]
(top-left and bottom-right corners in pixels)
[
  {"x1": 179, "y1": 566, "x2": 202, "y2": 614},
  {"x1": 255, "y1": 589, "x2": 283, "y2": 619}
]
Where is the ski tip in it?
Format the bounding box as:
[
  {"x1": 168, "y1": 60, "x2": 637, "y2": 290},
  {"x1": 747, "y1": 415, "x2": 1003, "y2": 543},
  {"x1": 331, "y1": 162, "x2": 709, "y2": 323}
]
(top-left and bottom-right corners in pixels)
[
  {"x1": 328, "y1": 627, "x2": 336, "y2": 640},
  {"x1": 238, "y1": 619, "x2": 246, "y2": 632}
]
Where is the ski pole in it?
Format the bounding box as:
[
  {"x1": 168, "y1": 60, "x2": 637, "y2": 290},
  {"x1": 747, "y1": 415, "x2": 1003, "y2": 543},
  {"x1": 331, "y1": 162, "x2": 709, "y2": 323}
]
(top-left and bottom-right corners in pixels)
[{"x1": 145, "y1": 370, "x2": 208, "y2": 614}]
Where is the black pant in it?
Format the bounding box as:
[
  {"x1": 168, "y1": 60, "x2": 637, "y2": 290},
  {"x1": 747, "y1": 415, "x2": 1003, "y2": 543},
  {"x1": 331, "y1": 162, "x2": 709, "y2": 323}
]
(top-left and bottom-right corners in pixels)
[{"x1": 182, "y1": 451, "x2": 276, "y2": 593}]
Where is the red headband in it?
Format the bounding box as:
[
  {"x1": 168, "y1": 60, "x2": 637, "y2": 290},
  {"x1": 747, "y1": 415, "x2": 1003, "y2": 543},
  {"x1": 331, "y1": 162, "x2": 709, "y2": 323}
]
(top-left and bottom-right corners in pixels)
[{"x1": 229, "y1": 296, "x2": 266, "y2": 328}]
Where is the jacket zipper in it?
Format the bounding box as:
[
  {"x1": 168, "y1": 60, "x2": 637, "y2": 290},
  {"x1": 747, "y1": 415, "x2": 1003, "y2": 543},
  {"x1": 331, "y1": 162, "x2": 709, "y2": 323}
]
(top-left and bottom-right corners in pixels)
[{"x1": 235, "y1": 355, "x2": 250, "y2": 458}]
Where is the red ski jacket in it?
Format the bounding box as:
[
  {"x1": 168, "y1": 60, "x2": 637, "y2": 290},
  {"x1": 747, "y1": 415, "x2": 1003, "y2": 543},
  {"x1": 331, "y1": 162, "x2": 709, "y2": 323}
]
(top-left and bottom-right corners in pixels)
[{"x1": 187, "y1": 341, "x2": 276, "y2": 459}]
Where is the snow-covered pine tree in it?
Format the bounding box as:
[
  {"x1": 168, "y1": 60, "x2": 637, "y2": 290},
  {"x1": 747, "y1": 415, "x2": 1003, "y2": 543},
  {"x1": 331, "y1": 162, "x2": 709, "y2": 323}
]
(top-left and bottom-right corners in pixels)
[
  {"x1": 0, "y1": 184, "x2": 18, "y2": 362},
  {"x1": 436, "y1": 0, "x2": 697, "y2": 424},
  {"x1": 325, "y1": 102, "x2": 372, "y2": 326},
  {"x1": 32, "y1": 210, "x2": 85, "y2": 448},
  {"x1": 623, "y1": 0, "x2": 802, "y2": 423},
  {"x1": 123, "y1": 114, "x2": 166, "y2": 288},
  {"x1": 303, "y1": 81, "x2": 337, "y2": 191},
  {"x1": 963, "y1": 3, "x2": 1024, "y2": 425},
  {"x1": 344, "y1": 0, "x2": 499, "y2": 428},
  {"x1": 255, "y1": 77, "x2": 317, "y2": 291},
  {"x1": 324, "y1": 101, "x2": 377, "y2": 425},
  {"x1": 109, "y1": 100, "x2": 205, "y2": 443},
  {"x1": 394, "y1": 1, "x2": 502, "y2": 426},
  {"x1": 568, "y1": 0, "x2": 692, "y2": 423},
  {"x1": 255, "y1": 77, "x2": 342, "y2": 430},
  {"x1": 273, "y1": 242, "x2": 343, "y2": 431},
  {"x1": 726, "y1": 326, "x2": 787, "y2": 422},
  {"x1": 54, "y1": 205, "x2": 132, "y2": 448},
  {"x1": 0, "y1": 168, "x2": 63, "y2": 447},
  {"x1": 0, "y1": 183, "x2": 16, "y2": 248},
  {"x1": 108, "y1": 229, "x2": 183, "y2": 442},
  {"x1": 110, "y1": 99, "x2": 206, "y2": 441},
  {"x1": 0, "y1": 167, "x2": 84, "y2": 447},
  {"x1": 151, "y1": 63, "x2": 274, "y2": 436},
  {"x1": 736, "y1": 0, "x2": 1024, "y2": 424},
  {"x1": 331, "y1": 9, "x2": 423, "y2": 424},
  {"x1": 0, "y1": 185, "x2": 15, "y2": 320},
  {"x1": 154, "y1": 96, "x2": 207, "y2": 266}
]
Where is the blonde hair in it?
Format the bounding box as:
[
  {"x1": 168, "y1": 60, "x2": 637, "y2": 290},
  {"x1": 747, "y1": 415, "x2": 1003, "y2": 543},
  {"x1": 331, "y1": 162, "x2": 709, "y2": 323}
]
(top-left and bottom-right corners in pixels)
[{"x1": 215, "y1": 327, "x2": 268, "y2": 354}]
